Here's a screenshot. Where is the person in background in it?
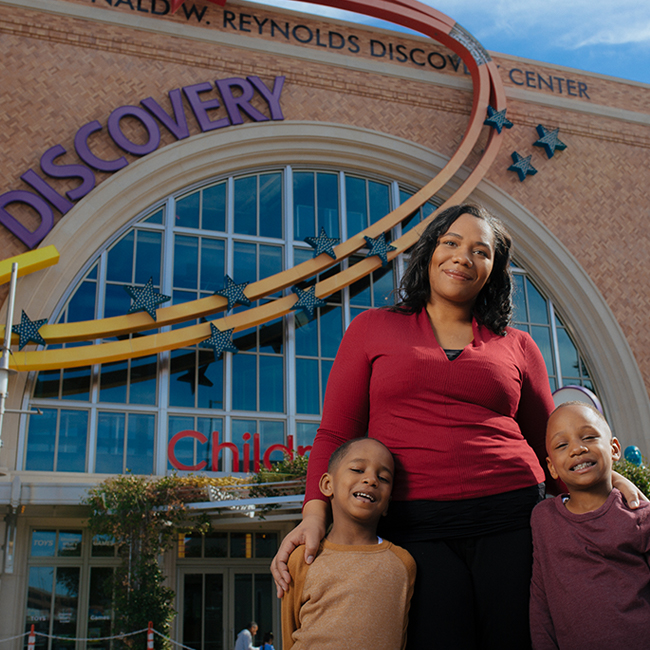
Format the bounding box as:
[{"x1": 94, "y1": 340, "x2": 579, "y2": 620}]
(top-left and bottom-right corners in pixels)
[
  {"x1": 234, "y1": 622, "x2": 258, "y2": 650},
  {"x1": 260, "y1": 631, "x2": 275, "y2": 650},
  {"x1": 271, "y1": 204, "x2": 646, "y2": 649}
]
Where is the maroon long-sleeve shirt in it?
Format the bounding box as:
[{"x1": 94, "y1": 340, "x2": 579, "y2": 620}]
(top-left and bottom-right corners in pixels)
[{"x1": 305, "y1": 308, "x2": 555, "y2": 503}]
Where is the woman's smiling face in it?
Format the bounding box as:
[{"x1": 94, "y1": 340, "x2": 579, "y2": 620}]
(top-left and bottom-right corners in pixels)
[{"x1": 427, "y1": 213, "x2": 495, "y2": 309}]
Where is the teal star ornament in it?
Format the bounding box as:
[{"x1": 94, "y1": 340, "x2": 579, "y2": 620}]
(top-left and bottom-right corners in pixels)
[
  {"x1": 533, "y1": 124, "x2": 567, "y2": 159},
  {"x1": 12, "y1": 310, "x2": 47, "y2": 350},
  {"x1": 214, "y1": 275, "x2": 251, "y2": 311},
  {"x1": 484, "y1": 105, "x2": 513, "y2": 134},
  {"x1": 203, "y1": 322, "x2": 238, "y2": 361},
  {"x1": 364, "y1": 233, "x2": 396, "y2": 267},
  {"x1": 290, "y1": 285, "x2": 327, "y2": 319},
  {"x1": 304, "y1": 227, "x2": 340, "y2": 259},
  {"x1": 508, "y1": 152, "x2": 538, "y2": 182},
  {"x1": 124, "y1": 277, "x2": 171, "y2": 321}
]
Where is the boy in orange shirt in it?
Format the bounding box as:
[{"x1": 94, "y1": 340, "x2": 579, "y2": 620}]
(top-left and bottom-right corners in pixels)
[{"x1": 282, "y1": 438, "x2": 416, "y2": 650}]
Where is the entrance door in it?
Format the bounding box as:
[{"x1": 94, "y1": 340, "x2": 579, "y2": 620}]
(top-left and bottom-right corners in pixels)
[{"x1": 180, "y1": 569, "x2": 277, "y2": 650}]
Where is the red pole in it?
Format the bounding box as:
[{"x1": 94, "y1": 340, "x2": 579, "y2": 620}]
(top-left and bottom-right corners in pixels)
[
  {"x1": 27, "y1": 624, "x2": 35, "y2": 650},
  {"x1": 147, "y1": 621, "x2": 154, "y2": 650}
]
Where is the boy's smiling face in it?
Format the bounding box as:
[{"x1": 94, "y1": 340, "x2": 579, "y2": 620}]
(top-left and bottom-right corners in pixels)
[
  {"x1": 320, "y1": 438, "x2": 394, "y2": 526},
  {"x1": 546, "y1": 403, "x2": 621, "y2": 493}
]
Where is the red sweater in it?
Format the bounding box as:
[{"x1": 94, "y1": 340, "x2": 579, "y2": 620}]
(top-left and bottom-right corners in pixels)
[{"x1": 305, "y1": 308, "x2": 555, "y2": 503}]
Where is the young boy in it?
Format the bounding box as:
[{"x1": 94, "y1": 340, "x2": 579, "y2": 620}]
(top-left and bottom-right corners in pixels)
[
  {"x1": 530, "y1": 401, "x2": 650, "y2": 650},
  {"x1": 281, "y1": 438, "x2": 416, "y2": 650}
]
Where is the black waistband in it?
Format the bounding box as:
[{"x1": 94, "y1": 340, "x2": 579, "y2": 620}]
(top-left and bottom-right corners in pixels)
[{"x1": 378, "y1": 484, "x2": 545, "y2": 542}]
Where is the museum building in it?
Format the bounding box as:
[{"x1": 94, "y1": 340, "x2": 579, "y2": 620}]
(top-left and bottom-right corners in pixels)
[{"x1": 1, "y1": 0, "x2": 650, "y2": 647}]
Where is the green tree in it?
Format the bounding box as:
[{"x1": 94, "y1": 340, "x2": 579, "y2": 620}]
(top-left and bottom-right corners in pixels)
[{"x1": 84, "y1": 475, "x2": 209, "y2": 648}]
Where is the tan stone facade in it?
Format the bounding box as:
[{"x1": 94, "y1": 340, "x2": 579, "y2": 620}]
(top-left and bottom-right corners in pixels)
[{"x1": 1, "y1": 0, "x2": 649, "y2": 644}]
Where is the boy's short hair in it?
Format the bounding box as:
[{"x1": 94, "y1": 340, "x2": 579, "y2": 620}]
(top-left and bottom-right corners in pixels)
[
  {"x1": 327, "y1": 437, "x2": 393, "y2": 472},
  {"x1": 549, "y1": 401, "x2": 610, "y2": 433}
]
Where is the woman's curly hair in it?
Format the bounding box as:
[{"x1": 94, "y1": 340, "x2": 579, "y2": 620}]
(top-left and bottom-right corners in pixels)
[{"x1": 393, "y1": 203, "x2": 513, "y2": 335}]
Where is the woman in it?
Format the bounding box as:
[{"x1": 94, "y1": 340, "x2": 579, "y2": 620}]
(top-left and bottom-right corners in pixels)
[{"x1": 272, "y1": 204, "x2": 643, "y2": 649}]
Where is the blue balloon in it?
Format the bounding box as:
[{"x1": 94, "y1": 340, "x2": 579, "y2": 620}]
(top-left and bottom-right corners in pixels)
[{"x1": 624, "y1": 445, "x2": 643, "y2": 466}]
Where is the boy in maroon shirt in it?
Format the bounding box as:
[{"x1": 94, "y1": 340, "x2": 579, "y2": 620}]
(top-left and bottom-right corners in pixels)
[{"x1": 530, "y1": 402, "x2": 650, "y2": 650}]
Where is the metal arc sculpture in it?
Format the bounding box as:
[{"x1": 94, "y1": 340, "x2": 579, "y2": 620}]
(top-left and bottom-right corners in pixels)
[{"x1": 4, "y1": 0, "x2": 506, "y2": 371}]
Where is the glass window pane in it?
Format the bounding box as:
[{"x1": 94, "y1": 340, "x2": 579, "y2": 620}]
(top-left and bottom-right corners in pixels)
[
  {"x1": 557, "y1": 328, "x2": 581, "y2": 379},
  {"x1": 31, "y1": 530, "x2": 57, "y2": 557},
  {"x1": 99, "y1": 361, "x2": 128, "y2": 403},
  {"x1": 183, "y1": 574, "x2": 203, "y2": 649},
  {"x1": 145, "y1": 209, "x2": 163, "y2": 225},
  {"x1": 56, "y1": 410, "x2": 88, "y2": 472},
  {"x1": 58, "y1": 531, "x2": 82, "y2": 557},
  {"x1": 293, "y1": 172, "x2": 315, "y2": 241},
  {"x1": 67, "y1": 281, "x2": 96, "y2": 322},
  {"x1": 91, "y1": 535, "x2": 116, "y2": 557},
  {"x1": 34, "y1": 369, "x2": 60, "y2": 399},
  {"x1": 259, "y1": 420, "x2": 285, "y2": 464},
  {"x1": 104, "y1": 283, "x2": 132, "y2": 319},
  {"x1": 530, "y1": 326, "x2": 555, "y2": 377},
  {"x1": 231, "y1": 419, "x2": 256, "y2": 473},
  {"x1": 512, "y1": 274, "x2": 527, "y2": 323},
  {"x1": 174, "y1": 235, "x2": 199, "y2": 290},
  {"x1": 232, "y1": 534, "x2": 253, "y2": 559},
  {"x1": 96, "y1": 412, "x2": 125, "y2": 474},
  {"x1": 61, "y1": 366, "x2": 91, "y2": 401},
  {"x1": 255, "y1": 532, "x2": 278, "y2": 558},
  {"x1": 170, "y1": 349, "x2": 197, "y2": 408},
  {"x1": 259, "y1": 318, "x2": 283, "y2": 354},
  {"x1": 259, "y1": 172, "x2": 282, "y2": 238},
  {"x1": 526, "y1": 278, "x2": 549, "y2": 324},
  {"x1": 126, "y1": 414, "x2": 155, "y2": 474},
  {"x1": 202, "y1": 182, "x2": 226, "y2": 232},
  {"x1": 234, "y1": 573, "x2": 253, "y2": 644},
  {"x1": 368, "y1": 181, "x2": 390, "y2": 225},
  {"x1": 259, "y1": 245, "x2": 283, "y2": 297},
  {"x1": 106, "y1": 232, "x2": 134, "y2": 283},
  {"x1": 26, "y1": 409, "x2": 58, "y2": 471},
  {"x1": 346, "y1": 176, "x2": 366, "y2": 237},
  {"x1": 233, "y1": 242, "x2": 257, "y2": 285},
  {"x1": 135, "y1": 230, "x2": 162, "y2": 286},
  {"x1": 259, "y1": 356, "x2": 284, "y2": 413},
  {"x1": 182, "y1": 533, "x2": 203, "y2": 558},
  {"x1": 176, "y1": 192, "x2": 200, "y2": 229},
  {"x1": 296, "y1": 358, "x2": 319, "y2": 414},
  {"x1": 317, "y1": 173, "x2": 339, "y2": 238},
  {"x1": 168, "y1": 416, "x2": 196, "y2": 471},
  {"x1": 319, "y1": 305, "x2": 343, "y2": 359},
  {"x1": 204, "y1": 532, "x2": 228, "y2": 558},
  {"x1": 295, "y1": 312, "x2": 318, "y2": 357},
  {"x1": 196, "y1": 350, "x2": 224, "y2": 410},
  {"x1": 350, "y1": 270, "x2": 372, "y2": 307},
  {"x1": 88, "y1": 567, "x2": 114, "y2": 640},
  {"x1": 26, "y1": 566, "x2": 53, "y2": 641},
  {"x1": 234, "y1": 176, "x2": 257, "y2": 235},
  {"x1": 129, "y1": 355, "x2": 157, "y2": 405},
  {"x1": 232, "y1": 354, "x2": 257, "y2": 411},
  {"x1": 204, "y1": 573, "x2": 225, "y2": 650},
  {"x1": 296, "y1": 422, "x2": 318, "y2": 452},
  {"x1": 53, "y1": 567, "x2": 79, "y2": 644},
  {"x1": 200, "y1": 238, "x2": 225, "y2": 293}
]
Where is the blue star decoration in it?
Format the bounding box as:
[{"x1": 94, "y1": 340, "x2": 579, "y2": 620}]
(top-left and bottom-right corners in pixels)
[
  {"x1": 124, "y1": 277, "x2": 171, "y2": 321},
  {"x1": 364, "y1": 233, "x2": 396, "y2": 267},
  {"x1": 483, "y1": 105, "x2": 513, "y2": 134},
  {"x1": 203, "y1": 322, "x2": 238, "y2": 361},
  {"x1": 304, "y1": 227, "x2": 340, "y2": 259},
  {"x1": 533, "y1": 124, "x2": 567, "y2": 159},
  {"x1": 214, "y1": 275, "x2": 251, "y2": 311},
  {"x1": 290, "y1": 285, "x2": 327, "y2": 319},
  {"x1": 508, "y1": 152, "x2": 538, "y2": 182},
  {"x1": 12, "y1": 310, "x2": 47, "y2": 350}
]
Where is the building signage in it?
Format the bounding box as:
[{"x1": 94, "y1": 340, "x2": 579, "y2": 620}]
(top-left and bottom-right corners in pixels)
[
  {"x1": 168, "y1": 430, "x2": 311, "y2": 473},
  {"x1": 0, "y1": 75, "x2": 285, "y2": 249}
]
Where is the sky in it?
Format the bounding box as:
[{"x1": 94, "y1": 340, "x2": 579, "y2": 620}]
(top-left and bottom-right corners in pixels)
[{"x1": 248, "y1": 0, "x2": 650, "y2": 85}]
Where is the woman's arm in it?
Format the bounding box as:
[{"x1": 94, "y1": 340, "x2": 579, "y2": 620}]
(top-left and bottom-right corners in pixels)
[
  {"x1": 612, "y1": 470, "x2": 648, "y2": 508},
  {"x1": 271, "y1": 499, "x2": 329, "y2": 597}
]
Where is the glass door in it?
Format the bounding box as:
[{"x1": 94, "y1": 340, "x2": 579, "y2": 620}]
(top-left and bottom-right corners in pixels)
[{"x1": 180, "y1": 569, "x2": 277, "y2": 650}]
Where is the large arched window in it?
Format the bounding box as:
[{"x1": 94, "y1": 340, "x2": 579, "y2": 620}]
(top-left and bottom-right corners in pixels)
[{"x1": 20, "y1": 166, "x2": 596, "y2": 475}]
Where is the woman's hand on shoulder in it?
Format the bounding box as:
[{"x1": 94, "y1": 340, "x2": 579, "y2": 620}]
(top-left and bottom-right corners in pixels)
[
  {"x1": 270, "y1": 500, "x2": 329, "y2": 598},
  {"x1": 612, "y1": 470, "x2": 649, "y2": 508}
]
